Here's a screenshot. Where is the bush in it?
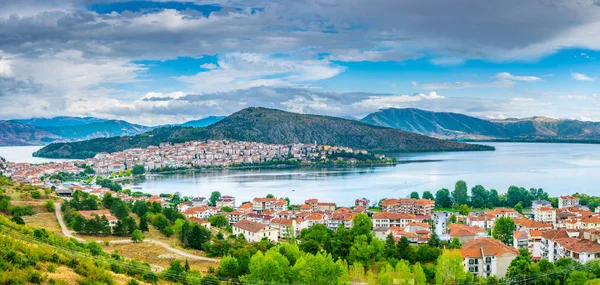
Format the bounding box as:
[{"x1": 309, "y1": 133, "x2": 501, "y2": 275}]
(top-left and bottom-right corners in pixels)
[
  {"x1": 45, "y1": 200, "x2": 55, "y2": 212},
  {"x1": 47, "y1": 264, "x2": 56, "y2": 273},
  {"x1": 28, "y1": 271, "x2": 43, "y2": 284},
  {"x1": 31, "y1": 190, "x2": 42, "y2": 199},
  {"x1": 127, "y1": 279, "x2": 140, "y2": 285}
]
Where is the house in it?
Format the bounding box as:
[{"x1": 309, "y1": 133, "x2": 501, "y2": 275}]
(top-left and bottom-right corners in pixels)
[
  {"x1": 355, "y1": 198, "x2": 370, "y2": 208},
  {"x1": 177, "y1": 202, "x2": 193, "y2": 212},
  {"x1": 307, "y1": 213, "x2": 327, "y2": 227},
  {"x1": 513, "y1": 218, "x2": 553, "y2": 231},
  {"x1": 327, "y1": 212, "x2": 355, "y2": 230},
  {"x1": 534, "y1": 206, "x2": 556, "y2": 224},
  {"x1": 189, "y1": 217, "x2": 211, "y2": 229},
  {"x1": 252, "y1": 198, "x2": 278, "y2": 212},
  {"x1": 78, "y1": 210, "x2": 118, "y2": 228},
  {"x1": 513, "y1": 231, "x2": 529, "y2": 251},
  {"x1": 559, "y1": 195, "x2": 580, "y2": 209},
  {"x1": 372, "y1": 212, "x2": 416, "y2": 228},
  {"x1": 216, "y1": 195, "x2": 235, "y2": 208},
  {"x1": 270, "y1": 218, "x2": 299, "y2": 238},
  {"x1": 541, "y1": 229, "x2": 600, "y2": 263},
  {"x1": 182, "y1": 206, "x2": 217, "y2": 219},
  {"x1": 232, "y1": 220, "x2": 278, "y2": 243},
  {"x1": 460, "y1": 238, "x2": 519, "y2": 278},
  {"x1": 191, "y1": 197, "x2": 208, "y2": 207},
  {"x1": 380, "y1": 198, "x2": 435, "y2": 216},
  {"x1": 577, "y1": 217, "x2": 600, "y2": 230},
  {"x1": 224, "y1": 211, "x2": 244, "y2": 225},
  {"x1": 532, "y1": 200, "x2": 552, "y2": 210},
  {"x1": 239, "y1": 202, "x2": 253, "y2": 213},
  {"x1": 448, "y1": 224, "x2": 487, "y2": 243}
]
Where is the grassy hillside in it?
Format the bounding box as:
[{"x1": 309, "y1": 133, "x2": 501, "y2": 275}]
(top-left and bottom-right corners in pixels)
[{"x1": 34, "y1": 107, "x2": 493, "y2": 158}]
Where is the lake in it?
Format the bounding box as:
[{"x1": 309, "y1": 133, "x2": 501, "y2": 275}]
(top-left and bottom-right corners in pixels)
[{"x1": 1, "y1": 143, "x2": 599, "y2": 206}]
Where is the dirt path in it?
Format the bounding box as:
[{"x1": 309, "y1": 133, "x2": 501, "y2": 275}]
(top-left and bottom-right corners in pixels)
[{"x1": 54, "y1": 203, "x2": 219, "y2": 262}]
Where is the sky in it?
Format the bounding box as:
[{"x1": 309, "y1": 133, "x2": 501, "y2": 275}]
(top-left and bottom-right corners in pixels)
[{"x1": 2, "y1": 0, "x2": 600, "y2": 125}]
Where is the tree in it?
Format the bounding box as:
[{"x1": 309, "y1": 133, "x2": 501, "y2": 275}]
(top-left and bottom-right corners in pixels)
[
  {"x1": 201, "y1": 274, "x2": 219, "y2": 285},
  {"x1": 397, "y1": 236, "x2": 414, "y2": 263},
  {"x1": 435, "y1": 250, "x2": 466, "y2": 285},
  {"x1": 449, "y1": 213, "x2": 457, "y2": 224},
  {"x1": 452, "y1": 180, "x2": 469, "y2": 205},
  {"x1": 566, "y1": 270, "x2": 589, "y2": 285},
  {"x1": 492, "y1": 216, "x2": 516, "y2": 245},
  {"x1": 384, "y1": 234, "x2": 397, "y2": 258},
  {"x1": 45, "y1": 200, "x2": 54, "y2": 212},
  {"x1": 209, "y1": 191, "x2": 221, "y2": 206},
  {"x1": 489, "y1": 189, "x2": 501, "y2": 207},
  {"x1": 221, "y1": 206, "x2": 234, "y2": 212},
  {"x1": 139, "y1": 215, "x2": 149, "y2": 232},
  {"x1": 131, "y1": 229, "x2": 144, "y2": 243},
  {"x1": 209, "y1": 215, "x2": 229, "y2": 228},
  {"x1": 435, "y1": 189, "x2": 452, "y2": 208},
  {"x1": 218, "y1": 255, "x2": 239, "y2": 280},
  {"x1": 458, "y1": 204, "x2": 470, "y2": 216},
  {"x1": 242, "y1": 250, "x2": 292, "y2": 284},
  {"x1": 514, "y1": 202, "x2": 524, "y2": 214},
  {"x1": 507, "y1": 248, "x2": 533, "y2": 278},
  {"x1": 131, "y1": 165, "x2": 146, "y2": 176},
  {"x1": 413, "y1": 263, "x2": 427, "y2": 285},
  {"x1": 448, "y1": 237, "x2": 461, "y2": 249},
  {"x1": 351, "y1": 213, "x2": 373, "y2": 237},
  {"x1": 470, "y1": 185, "x2": 489, "y2": 209},
  {"x1": 293, "y1": 252, "x2": 345, "y2": 285},
  {"x1": 266, "y1": 194, "x2": 275, "y2": 198},
  {"x1": 410, "y1": 192, "x2": 420, "y2": 199},
  {"x1": 422, "y1": 191, "x2": 434, "y2": 200}
]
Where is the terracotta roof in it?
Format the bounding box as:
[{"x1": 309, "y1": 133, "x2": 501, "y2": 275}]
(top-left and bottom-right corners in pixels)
[
  {"x1": 253, "y1": 197, "x2": 277, "y2": 203},
  {"x1": 307, "y1": 213, "x2": 325, "y2": 221},
  {"x1": 538, "y1": 206, "x2": 555, "y2": 211},
  {"x1": 529, "y1": 230, "x2": 543, "y2": 238},
  {"x1": 372, "y1": 212, "x2": 417, "y2": 220},
  {"x1": 190, "y1": 217, "x2": 210, "y2": 224},
  {"x1": 460, "y1": 238, "x2": 519, "y2": 258},
  {"x1": 233, "y1": 220, "x2": 268, "y2": 232},
  {"x1": 560, "y1": 195, "x2": 579, "y2": 200},
  {"x1": 556, "y1": 238, "x2": 600, "y2": 253},
  {"x1": 513, "y1": 218, "x2": 553, "y2": 229},
  {"x1": 406, "y1": 221, "x2": 431, "y2": 228},
  {"x1": 240, "y1": 203, "x2": 253, "y2": 209},
  {"x1": 514, "y1": 230, "x2": 528, "y2": 240},
  {"x1": 448, "y1": 224, "x2": 485, "y2": 237}
]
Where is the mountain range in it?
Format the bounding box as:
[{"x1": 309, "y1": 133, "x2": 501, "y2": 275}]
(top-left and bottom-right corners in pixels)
[
  {"x1": 33, "y1": 107, "x2": 492, "y2": 158},
  {"x1": 360, "y1": 108, "x2": 600, "y2": 142},
  {"x1": 0, "y1": 115, "x2": 224, "y2": 146}
]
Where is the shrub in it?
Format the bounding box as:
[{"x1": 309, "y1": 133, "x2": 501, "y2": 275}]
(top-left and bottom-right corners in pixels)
[
  {"x1": 47, "y1": 264, "x2": 56, "y2": 273},
  {"x1": 45, "y1": 200, "x2": 55, "y2": 212},
  {"x1": 31, "y1": 190, "x2": 42, "y2": 199}
]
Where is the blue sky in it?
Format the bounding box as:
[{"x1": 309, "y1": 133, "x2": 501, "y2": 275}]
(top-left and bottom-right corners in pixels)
[{"x1": 1, "y1": 0, "x2": 600, "y2": 125}]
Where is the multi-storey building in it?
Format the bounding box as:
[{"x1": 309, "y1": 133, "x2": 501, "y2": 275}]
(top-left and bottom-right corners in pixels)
[
  {"x1": 559, "y1": 195, "x2": 580, "y2": 209},
  {"x1": 232, "y1": 220, "x2": 278, "y2": 243},
  {"x1": 380, "y1": 198, "x2": 435, "y2": 216},
  {"x1": 372, "y1": 212, "x2": 416, "y2": 228},
  {"x1": 534, "y1": 206, "x2": 556, "y2": 224},
  {"x1": 541, "y1": 229, "x2": 600, "y2": 263},
  {"x1": 460, "y1": 238, "x2": 519, "y2": 278}
]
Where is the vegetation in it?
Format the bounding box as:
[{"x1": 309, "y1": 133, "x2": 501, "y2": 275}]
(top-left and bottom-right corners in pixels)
[{"x1": 34, "y1": 107, "x2": 494, "y2": 158}]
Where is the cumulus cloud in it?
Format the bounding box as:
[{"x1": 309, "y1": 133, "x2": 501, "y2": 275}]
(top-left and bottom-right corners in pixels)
[{"x1": 572, "y1": 72, "x2": 596, "y2": 81}]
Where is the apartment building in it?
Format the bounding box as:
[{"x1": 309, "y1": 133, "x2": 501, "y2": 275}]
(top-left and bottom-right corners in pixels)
[
  {"x1": 541, "y1": 229, "x2": 600, "y2": 263},
  {"x1": 232, "y1": 220, "x2": 278, "y2": 243},
  {"x1": 559, "y1": 195, "x2": 580, "y2": 209},
  {"x1": 460, "y1": 238, "x2": 519, "y2": 278}
]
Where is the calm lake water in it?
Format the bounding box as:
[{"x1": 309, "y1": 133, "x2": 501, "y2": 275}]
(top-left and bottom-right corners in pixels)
[{"x1": 1, "y1": 143, "x2": 599, "y2": 206}]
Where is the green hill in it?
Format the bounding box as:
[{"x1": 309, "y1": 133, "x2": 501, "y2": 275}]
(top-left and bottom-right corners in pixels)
[{"x1": 34, "y1": 107, "x2": 493, "y2": 158}]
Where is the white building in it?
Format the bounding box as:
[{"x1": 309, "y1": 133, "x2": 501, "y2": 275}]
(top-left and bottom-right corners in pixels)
[
  {"x1": 559, "y1": 196, "x2": 580, "y2": 209},
  {"x1": 460, "y1": 238, "x2": 519, "y2": 278},
  {"x1": 541, "y1": 229, "x2": 600, "y2": 263},
  {"x1": 232, "y1": 220, "x2": 278, "y2": 243}
]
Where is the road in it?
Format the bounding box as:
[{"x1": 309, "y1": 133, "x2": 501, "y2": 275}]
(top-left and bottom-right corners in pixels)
[{"x1": 54, "y1": 203, "x2": 219, "y2": 262}]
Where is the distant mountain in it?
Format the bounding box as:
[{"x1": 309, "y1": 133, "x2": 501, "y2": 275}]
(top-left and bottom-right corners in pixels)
[
  {"x1": 40, "y1": 120, "x2": 152, "y2": 140},
  {"x1": 34, "y1": 107, "x2": 493, "y2": 158},
  {"x1": 181, "y1": 116, "x2": 226, "y2": 127},
  {"x1": 360, "y1": 108, "x2": 600, "y2": 142},
  {"x1": 0, "y1": 117, "x2": 152, "y2": 146},
  {"x1": 13, "y1": 116, "x2": 107, "y2": 127},
  {"x1": 0, "y1": 121, "x2": 61, "y2": 146},
  {"x1": 361, "y1": 108, "x2": 512, "y2": 139}
]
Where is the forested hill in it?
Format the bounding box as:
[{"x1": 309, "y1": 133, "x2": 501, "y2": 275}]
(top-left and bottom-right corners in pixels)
[{"x1": 34, "y1": 107, "x2": 493, "y2": 158}]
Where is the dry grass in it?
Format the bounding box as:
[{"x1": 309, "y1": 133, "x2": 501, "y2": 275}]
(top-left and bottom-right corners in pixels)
[
  {"x1": 23, "y1": 212, "x2": 63, "y2": 235},
  {"x1": 43, "y1": 263, "x2": 154, "y2": 285},
  {"x1": 102, "y1": 242, "x2": 217, "y2": 274}
]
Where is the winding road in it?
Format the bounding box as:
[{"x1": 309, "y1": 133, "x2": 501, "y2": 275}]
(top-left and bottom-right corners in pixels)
[{"x1": 54, "y1": 203, "x2": 219, "y2": 262}]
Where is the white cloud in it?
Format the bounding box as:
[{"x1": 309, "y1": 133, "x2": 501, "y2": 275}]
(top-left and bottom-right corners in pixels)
[
  {"x1": 495, "y1": 72, "x2": 541, "y2": 82},
  {"x1": 572, "y1": 72, "x2": 596, "y2": 81},
  {"x1": 177, "y1": 52, "x2": 345, "y2": 93},
  {"x1": 200, "y1": 63, "x2": 218, "y2": 70},
  {"x1": 421, "y1": 72, "x2": 540, "y2": 90}
]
